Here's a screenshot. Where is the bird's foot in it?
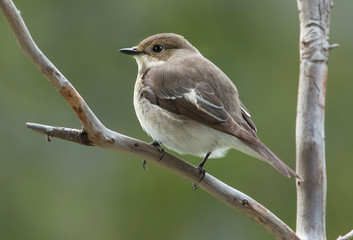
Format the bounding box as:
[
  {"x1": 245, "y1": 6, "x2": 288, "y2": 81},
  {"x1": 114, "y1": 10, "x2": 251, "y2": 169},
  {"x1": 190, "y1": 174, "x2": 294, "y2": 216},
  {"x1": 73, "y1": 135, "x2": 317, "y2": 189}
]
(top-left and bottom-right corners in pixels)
[
  {"x1": 151, "y1": 140, "x2": 164, "y2": 160},
  {"x1": 192, "y1": 152, "x2": 211, "y2": 190},
  {"x1": 142, "y1": 159, "x2": 147, "y2": 171},
  {"x1": 142, "y1": 140, "x2": 164, "y2": 170},
  {"x1": 192, "y1": 164, "x2": 206, "y2": 190}
]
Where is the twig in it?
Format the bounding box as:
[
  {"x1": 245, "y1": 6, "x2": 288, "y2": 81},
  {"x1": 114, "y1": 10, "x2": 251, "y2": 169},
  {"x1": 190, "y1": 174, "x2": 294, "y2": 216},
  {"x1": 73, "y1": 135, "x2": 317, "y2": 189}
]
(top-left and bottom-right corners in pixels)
[
  {"x1": 0, "y1": 0, "x2": 300, "y2": 239},
  {"x1": 337, "y1": 230, "x2": 353, "y2": 240},
  {"x1": 26, "y1": 122, "x2": 93, "y2": 145},
  {"x1": 295, "y1": 0, "x2": 333, "y2": 239}
]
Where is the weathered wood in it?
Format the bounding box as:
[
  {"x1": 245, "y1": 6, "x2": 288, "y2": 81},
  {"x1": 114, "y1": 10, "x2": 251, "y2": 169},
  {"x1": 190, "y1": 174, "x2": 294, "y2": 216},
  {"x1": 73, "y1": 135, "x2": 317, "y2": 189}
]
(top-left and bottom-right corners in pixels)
[{"x1": 295, "y1": 0, "x2": 333, "y2": 239}]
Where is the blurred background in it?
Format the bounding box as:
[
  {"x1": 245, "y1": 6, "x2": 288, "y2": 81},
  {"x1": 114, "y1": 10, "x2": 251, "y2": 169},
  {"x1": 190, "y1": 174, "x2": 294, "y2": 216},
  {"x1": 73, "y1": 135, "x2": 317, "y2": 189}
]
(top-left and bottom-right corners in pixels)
[{"x1": 1, "y1": 0, "x2": 352, "y2": 239}]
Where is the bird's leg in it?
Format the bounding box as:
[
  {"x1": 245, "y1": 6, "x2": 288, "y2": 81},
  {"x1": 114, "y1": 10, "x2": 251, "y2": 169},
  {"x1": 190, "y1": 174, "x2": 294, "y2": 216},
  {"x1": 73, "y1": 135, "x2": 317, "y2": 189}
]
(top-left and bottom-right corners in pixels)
[
  {"x1": 192, "y1": 152, "x2": 212, "y2": 190},
  {"x1": 142, "y1": 140, "x2": 164, "y2": 170},
  {"x1": 151, "y1": 140, "x2": 164, "y2": 160}
]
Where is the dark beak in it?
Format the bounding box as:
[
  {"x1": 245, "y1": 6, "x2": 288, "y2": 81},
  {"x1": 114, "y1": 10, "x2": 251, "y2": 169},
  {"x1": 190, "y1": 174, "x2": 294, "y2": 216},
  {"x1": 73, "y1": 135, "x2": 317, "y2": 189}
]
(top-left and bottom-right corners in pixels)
[{"x1": 119, "y1": 47, "x2": 141, "y2": 55}]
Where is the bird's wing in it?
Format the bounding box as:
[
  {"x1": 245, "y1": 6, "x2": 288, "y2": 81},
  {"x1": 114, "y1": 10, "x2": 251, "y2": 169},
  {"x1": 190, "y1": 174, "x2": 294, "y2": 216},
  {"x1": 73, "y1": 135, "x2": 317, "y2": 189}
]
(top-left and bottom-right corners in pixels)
[
  {"x1": 240, "y1": 101, "x2": 257, "y2": 132},
  {"x1": 141, "y1": 66, "x2": 301, "y2": 179},
  {"x1": 141, "y1": 67, "x2": 262, "y2": 146}
]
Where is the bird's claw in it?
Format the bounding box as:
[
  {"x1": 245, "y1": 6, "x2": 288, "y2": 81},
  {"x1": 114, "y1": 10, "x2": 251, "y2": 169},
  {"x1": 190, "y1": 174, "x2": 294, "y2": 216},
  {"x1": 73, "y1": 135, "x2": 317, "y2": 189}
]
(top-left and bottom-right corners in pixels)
[
  {"x1": 142, "y1": 141, "x2": 164, "y2": 170},
  {"x1": 151, "y1": 140, "x2": 164, "y2": 160},
  {"x1": 192, "y1": 165, "x2": 206, "y2": 190},
  {"x1": 142, "y1": 159, "x2": 147, "y2": 171},
  {"x1": 192, "y1": 152, "x2": 211, "y2": 190}
]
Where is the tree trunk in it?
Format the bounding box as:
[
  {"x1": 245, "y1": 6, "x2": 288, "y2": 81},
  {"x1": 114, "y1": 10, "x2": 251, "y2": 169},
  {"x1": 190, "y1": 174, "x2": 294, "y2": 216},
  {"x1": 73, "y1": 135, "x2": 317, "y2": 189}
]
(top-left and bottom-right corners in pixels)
[{"x1": 296, "y1": 0, "x2": 333, "y2": 239}]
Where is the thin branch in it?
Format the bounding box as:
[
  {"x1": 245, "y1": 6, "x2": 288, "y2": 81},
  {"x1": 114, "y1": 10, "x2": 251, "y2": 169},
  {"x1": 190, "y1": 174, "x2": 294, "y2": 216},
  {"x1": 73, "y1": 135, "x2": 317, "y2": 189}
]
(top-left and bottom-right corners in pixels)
[
  {"x1": 295, "y1": 0, "x2": 333, "y2": 239},
  {"x1": 0, "y1": 0, "x2": 300, "y2": 239},
  {"x1": 26, "y1": 122, "x2": 93, "y2": 145},
  {"x1": 337, "y1": 230, "x2": 353, "y2": 240}
]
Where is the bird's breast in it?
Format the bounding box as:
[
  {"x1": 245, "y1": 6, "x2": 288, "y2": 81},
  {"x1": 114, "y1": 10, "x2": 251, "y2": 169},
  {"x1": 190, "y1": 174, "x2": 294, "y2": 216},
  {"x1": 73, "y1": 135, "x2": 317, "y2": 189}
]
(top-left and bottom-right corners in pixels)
[{"x1": 133, "y1": 77, "x2": 236, "y2": 158}]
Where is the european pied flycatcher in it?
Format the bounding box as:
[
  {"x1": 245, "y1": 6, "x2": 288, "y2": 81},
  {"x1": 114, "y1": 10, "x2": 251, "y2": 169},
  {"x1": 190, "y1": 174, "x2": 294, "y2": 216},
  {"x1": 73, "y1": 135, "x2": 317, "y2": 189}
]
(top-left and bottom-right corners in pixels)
[{"x1": 120, "y1": 33, "x2": 301, "y2": 180}]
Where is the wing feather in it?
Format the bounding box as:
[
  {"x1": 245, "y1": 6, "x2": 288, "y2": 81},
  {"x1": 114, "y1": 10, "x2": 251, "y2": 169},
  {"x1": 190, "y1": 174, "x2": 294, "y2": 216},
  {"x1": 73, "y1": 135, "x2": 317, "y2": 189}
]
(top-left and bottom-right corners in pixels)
[{"x1": 142, "y1": 68, "x2": 261, "y2": 145}]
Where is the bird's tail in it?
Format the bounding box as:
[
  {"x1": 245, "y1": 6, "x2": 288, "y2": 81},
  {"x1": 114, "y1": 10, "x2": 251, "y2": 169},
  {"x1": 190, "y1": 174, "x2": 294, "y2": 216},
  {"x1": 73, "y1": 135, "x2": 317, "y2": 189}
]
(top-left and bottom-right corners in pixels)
[{"x1": 241, "y1": 142, "x2": 303, "y2": 180}]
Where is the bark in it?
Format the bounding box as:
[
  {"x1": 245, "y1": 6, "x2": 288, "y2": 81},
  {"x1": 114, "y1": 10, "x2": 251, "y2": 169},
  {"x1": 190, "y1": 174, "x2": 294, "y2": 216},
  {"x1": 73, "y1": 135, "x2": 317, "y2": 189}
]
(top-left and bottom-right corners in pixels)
[{"x1": 295, "y1": 0, "x2": 333, "y2": 239}]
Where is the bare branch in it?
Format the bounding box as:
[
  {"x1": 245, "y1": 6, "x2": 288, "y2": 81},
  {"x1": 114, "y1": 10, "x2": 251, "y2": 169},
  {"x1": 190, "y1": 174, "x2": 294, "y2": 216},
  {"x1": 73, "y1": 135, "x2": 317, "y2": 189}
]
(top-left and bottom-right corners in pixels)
[
  {"x1": 26, "y1": 122, "x2": 93, "y2": 145},
  {"x1": 337, "y1": 230, "x2": 353, "y2": 240},
  {"x1": 26, "y1": 121, "x2": 300, "y2": 239},
  {"x1": 328, "y1": 43, "x2": 339, "y2": 50},
  {"x1": 0, "y1": 0, "x2": 300, "y2": 239},
  {"x1": 295, "y1": 0, "x2": 333, "y2": 239}
]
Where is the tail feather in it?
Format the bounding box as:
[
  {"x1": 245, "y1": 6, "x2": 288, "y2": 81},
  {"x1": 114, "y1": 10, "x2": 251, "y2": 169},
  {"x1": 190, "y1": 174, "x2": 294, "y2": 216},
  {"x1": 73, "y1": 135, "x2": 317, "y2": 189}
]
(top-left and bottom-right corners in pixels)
[{"x1": 249, "y1": 143, "x2": 303, "y2": 181}]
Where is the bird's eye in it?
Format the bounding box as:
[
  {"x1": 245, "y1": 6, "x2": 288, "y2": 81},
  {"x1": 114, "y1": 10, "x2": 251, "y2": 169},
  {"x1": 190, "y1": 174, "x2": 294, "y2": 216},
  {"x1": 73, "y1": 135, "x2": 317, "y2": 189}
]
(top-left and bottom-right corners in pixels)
[{"x1": 152, "y1": 45, "x2": 164, "y2": 53}]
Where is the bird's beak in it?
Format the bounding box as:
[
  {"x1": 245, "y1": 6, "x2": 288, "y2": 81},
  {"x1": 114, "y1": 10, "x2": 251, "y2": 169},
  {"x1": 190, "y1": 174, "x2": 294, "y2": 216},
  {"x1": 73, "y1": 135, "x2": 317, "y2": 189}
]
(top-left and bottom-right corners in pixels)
[{"x1": 119, "y1": 47, "x2": 141, "y2": 55}]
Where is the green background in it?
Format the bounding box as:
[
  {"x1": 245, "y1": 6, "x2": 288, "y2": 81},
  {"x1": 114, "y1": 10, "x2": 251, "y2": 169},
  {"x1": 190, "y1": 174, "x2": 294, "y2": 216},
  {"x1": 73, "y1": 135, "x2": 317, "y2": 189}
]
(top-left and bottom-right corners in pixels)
[{"x1": 1, "y1": 0, "x2": 352, "y2": 239}]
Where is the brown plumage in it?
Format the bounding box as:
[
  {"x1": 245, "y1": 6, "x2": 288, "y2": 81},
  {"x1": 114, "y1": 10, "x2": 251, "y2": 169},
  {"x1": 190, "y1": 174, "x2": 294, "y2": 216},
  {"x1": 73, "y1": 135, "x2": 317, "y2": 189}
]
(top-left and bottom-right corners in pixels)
[{"x1": 120, "y1": 33, "x2": 301, "y2": 180}]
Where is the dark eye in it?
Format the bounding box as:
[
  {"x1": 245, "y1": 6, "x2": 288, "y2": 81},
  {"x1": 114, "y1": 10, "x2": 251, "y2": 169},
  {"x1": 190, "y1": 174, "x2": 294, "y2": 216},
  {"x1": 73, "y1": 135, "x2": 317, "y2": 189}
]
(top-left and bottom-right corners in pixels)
[{"x1": 152, "y1": 44, "x2": 164, "y2": 53}]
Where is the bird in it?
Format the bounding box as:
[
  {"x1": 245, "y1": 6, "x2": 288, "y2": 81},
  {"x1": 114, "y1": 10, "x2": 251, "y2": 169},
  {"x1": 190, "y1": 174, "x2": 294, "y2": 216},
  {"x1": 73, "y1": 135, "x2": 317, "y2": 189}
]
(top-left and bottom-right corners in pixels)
[{"x1": 119, "y1": 33, "x2": 301, "y2": 182}]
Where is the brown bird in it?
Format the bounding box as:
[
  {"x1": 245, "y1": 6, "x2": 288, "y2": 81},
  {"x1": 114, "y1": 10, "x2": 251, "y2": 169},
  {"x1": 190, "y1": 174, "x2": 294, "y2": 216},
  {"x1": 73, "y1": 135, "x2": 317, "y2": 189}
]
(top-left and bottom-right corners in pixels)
[{"x1": 120, "y1": 33, "x2": 301, "y2": 181}]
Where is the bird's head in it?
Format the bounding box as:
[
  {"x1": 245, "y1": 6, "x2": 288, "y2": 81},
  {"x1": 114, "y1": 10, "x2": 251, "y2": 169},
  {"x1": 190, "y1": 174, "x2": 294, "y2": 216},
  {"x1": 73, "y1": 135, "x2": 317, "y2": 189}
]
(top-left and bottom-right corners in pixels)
[{"x1": 119, "y1": 33, "x2": 198, "y2": 73}]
